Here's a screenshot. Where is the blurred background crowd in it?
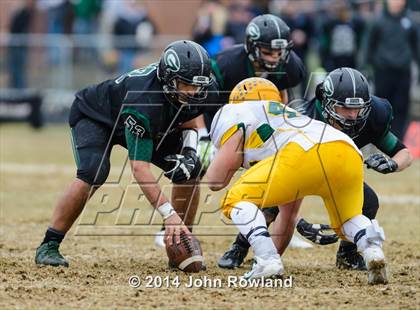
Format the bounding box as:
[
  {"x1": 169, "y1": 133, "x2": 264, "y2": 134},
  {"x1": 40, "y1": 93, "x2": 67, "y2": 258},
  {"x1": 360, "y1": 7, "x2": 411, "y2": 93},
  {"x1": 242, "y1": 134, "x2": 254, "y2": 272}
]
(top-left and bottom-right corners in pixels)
[{"x1": 0, "y1": 0, "x2": 419, "y2": 141}]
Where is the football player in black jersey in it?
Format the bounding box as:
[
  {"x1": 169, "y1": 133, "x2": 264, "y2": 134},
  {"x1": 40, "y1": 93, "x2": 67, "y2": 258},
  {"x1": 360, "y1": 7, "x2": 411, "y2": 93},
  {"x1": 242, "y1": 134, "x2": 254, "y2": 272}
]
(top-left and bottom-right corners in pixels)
[
  {"x1": 35, "y1": 40, "x2": 217, "y2": 267},
  {"x1": 211, "y1": 15, "x2": 308, "y2": 268},
  {"x1": 207, "y1": 14, "x2": 306, "y2": 117},
  {"x1": 198, "y1": 14, "x2": 306, "y2": 147},
  {"x1": 296, "y1": 67, "x2": 413, "y2": 270},
  {"x1": 218, "y1": 67, "x2": 413, "y2": 270}
]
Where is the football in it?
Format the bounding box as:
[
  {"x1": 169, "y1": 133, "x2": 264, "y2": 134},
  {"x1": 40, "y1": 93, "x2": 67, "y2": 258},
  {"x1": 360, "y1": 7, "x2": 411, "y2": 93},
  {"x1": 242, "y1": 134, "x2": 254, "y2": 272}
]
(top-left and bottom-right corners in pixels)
[{"x1": 165, "y1": 232, "x2": 204, "y2": 272}]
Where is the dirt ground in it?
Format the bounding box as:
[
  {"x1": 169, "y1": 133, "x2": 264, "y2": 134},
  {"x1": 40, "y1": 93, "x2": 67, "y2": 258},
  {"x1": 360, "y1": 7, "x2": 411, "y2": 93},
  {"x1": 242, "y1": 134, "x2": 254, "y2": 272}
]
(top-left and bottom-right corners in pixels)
[{"x1": 1, "y1": 124, "x2": 419, "y2": 309}]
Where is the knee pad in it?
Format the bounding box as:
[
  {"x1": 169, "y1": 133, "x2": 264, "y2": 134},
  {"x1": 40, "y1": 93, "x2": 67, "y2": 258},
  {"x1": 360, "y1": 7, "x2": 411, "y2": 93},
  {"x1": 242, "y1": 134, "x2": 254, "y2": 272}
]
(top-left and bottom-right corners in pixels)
[
  {"x1": 77, "y1": 153, "x2": 110, "y2": 186},
  {"x1": 363, "y1": 183, "x2": 379, "y2": 219},
  {"x1": 230, "y1": 201, "x2": 268, "y2": 241}
]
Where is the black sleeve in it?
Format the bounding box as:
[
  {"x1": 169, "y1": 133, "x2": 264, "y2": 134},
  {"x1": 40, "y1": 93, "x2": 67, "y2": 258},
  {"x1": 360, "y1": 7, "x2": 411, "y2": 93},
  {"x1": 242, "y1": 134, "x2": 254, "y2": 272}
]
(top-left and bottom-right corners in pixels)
[
  {"x1": 376, "y1": 131, "x2": 406, "y2": 157},
  {"x1": 370, "y1": 97, "x2": 406, "y2": 156}
]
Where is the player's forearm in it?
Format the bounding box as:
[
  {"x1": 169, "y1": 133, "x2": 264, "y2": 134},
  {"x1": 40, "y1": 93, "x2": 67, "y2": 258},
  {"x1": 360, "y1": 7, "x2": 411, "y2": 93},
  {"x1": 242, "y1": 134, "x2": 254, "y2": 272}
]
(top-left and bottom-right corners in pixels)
[
  {"x1": 392, "y1": 148, "x2": 413, "y2": 172},
  {"x1": 280, "y1": 89, "x2": 288, "y2": 104},
  {"x1": 206, "y1": 167, "x2": 235, "y2": 191},
  {"x1": 206, "y1": 147, "x2": 241, "y2": 191},
  {"x1": 207, "y1": 130, "x2": 243, "y2": 191},
  {"x1": 132, "y1": 164, "x2": 168, "y2": 208}
]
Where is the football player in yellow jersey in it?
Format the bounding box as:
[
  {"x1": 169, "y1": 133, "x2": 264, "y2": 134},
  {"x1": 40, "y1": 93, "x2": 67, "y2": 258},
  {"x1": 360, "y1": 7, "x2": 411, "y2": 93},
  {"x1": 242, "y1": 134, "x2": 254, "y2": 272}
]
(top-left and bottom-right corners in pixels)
[{"x1": 206, "y1": 78, "x2": 388, "y2": 284}]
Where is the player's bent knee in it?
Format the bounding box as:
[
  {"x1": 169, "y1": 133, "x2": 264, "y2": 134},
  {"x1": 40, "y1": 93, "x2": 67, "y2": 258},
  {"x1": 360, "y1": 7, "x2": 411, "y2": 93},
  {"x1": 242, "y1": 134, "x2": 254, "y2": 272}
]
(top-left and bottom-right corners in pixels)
[
  {"x1": 220, "y1": 185, "x2": 253, "y2": 219},
  {"x1": 77, "y1": 155, "x2": 110, "y2": 186},
  {"x1": 220, "y1": 193, "x2": 237, "y2": 219}
]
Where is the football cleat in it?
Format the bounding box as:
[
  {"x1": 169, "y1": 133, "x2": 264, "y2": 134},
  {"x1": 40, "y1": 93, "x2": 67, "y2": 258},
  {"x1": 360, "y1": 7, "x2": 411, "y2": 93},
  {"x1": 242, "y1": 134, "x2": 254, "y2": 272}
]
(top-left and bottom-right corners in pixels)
[
  {"x1": 242, "y1": 254, "x2": 284, "y2": 280},
  {"x1": 362, "y1": 246, "x2": 388, "y2": 285},
  {"x1": 35, "y1": 241, "x2": 69, "y2": 267},
  {"x1": 218, "y1": 243, "x2": 249, "y2": 269},
  {"x1": 336, "y1": 242, "x2": 367, "y2": 270},
  {"x1": 288, "y1": 234, "x2": 313, "y2": 249}
]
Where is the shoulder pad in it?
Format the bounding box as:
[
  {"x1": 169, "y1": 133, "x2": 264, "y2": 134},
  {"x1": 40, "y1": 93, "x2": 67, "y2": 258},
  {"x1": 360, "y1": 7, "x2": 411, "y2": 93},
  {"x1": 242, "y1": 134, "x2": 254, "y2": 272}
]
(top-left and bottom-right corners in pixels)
[{"x1": 367, "y1": 96, "x2": 393, "y2": 135}]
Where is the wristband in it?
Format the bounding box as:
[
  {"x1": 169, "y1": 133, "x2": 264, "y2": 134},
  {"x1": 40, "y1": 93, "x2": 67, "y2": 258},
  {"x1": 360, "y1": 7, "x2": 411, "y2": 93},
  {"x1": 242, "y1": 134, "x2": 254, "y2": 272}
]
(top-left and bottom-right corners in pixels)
[
  {"x1": 182, "y1": 129, "x2": 198, "y2": 151},
  {"x1": 157, "y1": 202, "x2": 176, "y2": 220},
  {"x1": 198, "y1": 127, "x2": 209, "y2": 139}
]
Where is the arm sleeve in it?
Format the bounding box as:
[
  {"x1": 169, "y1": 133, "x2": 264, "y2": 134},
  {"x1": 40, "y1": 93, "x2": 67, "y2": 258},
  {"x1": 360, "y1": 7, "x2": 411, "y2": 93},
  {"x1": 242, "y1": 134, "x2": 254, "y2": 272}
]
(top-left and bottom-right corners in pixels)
[
  {"x1": 376, "y1": 131, "x2": 407, "y2": 157},
  {"x1": 122, "y1": 108, "x2": 153, "y2": 162},
  {"x1": 371, "y1": 97, "x2": 406, "y2": 156}
]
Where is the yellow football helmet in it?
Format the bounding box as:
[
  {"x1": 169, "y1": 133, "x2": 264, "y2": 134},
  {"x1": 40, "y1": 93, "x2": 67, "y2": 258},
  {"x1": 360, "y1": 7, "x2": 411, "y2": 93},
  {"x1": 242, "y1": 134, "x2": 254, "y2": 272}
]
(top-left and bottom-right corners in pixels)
[{"x1": 229, "y1": 77, "x2": 282, "y2": 104}]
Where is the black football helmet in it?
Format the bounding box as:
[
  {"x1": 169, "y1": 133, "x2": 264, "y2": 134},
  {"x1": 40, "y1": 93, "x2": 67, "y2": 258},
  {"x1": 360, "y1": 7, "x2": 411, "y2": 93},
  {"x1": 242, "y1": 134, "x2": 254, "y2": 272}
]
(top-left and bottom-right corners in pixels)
[
  {"x1": 245, "y1": 14, "x2": 293, "y2": 71},
  {"x1": 315, "y1": 67, "x2": 372, "y2": 137},
  {"x1": 157, "y1": 40, "x2": 213, "y2": 114}
]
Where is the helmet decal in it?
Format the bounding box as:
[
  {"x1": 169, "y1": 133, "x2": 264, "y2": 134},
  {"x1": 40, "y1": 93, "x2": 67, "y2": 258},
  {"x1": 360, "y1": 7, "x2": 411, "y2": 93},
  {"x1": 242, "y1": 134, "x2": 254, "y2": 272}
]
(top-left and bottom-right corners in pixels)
[
  {"x1": 190, "y1": 41, "x2": 205, "y2": 75},
  {"x1": 323, "y1": 76, "x2": 334, "y2": 97},
  {"x1": 164, "y1": 49, "x2": 180, "y2": 72},
  {"x1": 246, "y1": 22, "x2": 260, "y2": 40},
  {"x1": 268, "y1": 15, "x2": 281, "y2": 38},
  {"x1": 344, "y1": 67, "x2": 356, "y2": 97}
]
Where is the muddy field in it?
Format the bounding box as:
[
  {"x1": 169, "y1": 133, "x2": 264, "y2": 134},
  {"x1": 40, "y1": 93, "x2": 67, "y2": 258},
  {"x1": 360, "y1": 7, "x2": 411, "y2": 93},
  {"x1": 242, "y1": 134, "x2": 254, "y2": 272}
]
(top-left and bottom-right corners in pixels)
[{"x1": 1, "y1": 124, "x2": 419, "y2": 309}]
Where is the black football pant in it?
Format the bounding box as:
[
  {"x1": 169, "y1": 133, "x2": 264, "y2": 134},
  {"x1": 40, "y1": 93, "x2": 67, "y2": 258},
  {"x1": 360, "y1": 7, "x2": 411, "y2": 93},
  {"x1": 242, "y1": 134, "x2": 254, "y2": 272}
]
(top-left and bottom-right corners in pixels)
[{"x1": 374, "y1": 67, "x2": 411, "y2": 140}]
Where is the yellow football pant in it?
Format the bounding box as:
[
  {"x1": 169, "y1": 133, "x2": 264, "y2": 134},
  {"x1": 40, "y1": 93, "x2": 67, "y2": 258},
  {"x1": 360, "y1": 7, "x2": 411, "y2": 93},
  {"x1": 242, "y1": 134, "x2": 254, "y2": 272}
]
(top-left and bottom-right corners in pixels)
[{"x1": 221, "y1": 141, "x2": 364, "y2": 235}]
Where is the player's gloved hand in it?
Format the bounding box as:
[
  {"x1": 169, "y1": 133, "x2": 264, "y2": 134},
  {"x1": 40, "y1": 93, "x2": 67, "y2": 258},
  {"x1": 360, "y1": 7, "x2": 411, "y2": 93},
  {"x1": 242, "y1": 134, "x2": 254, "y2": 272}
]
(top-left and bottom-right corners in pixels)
[
  {"x1": 364, "y1": 153, "x2": 398, "y2": 174},
  {"x1": 164, "y1": 148, "x2": 202, "y2": 183},
  {"x1": 296, "y1": 218, "x2": 339, "y2": 245},
  {"x1": 197, "y1": 136, "x2": 216, "y2": 173},
  {"x1": 164, "y1": 213, "x2": 191, "y2": 246}
]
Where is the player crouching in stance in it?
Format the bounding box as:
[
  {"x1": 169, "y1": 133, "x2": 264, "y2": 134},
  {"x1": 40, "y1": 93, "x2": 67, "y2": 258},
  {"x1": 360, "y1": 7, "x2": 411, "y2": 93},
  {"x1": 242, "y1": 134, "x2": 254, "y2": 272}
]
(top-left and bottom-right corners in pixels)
[
  {"x1": 206, "y1": 77, "x2": 388, "y2": 284},
  {"x1": 35, "y1": 40, "x2": 216, "y2": 267}
]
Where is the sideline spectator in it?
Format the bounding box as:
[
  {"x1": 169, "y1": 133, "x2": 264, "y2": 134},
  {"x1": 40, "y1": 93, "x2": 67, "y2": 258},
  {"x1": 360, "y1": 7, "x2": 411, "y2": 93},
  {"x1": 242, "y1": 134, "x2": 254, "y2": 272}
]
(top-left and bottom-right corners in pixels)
[
  {"x1": 192, "y1": 0, "x2": 229, "y2": 56},
  {"x1": 72, "y1": 0, "x2": 101, "y2": 62},
  {"x1": 38, "y1": 0, "x2": 70, "y2": 65},
  {"x1": 113, "y1": 0, "x2": 155, "y2": 73},
  {"x1": 224, "y1": 0, "x2": 258, "y2": 44},
  {"x1": 366, "y1": 0, "x2": 418, "y2": 139},
  {"x1": 275, "y1": 0, "x2": 315, "y2": 97},
  {"x1": 319, "y1": 0, "x2": 365, "y2": 71},
  {"x1": 8, "y1": 0, "x2": 35, "y2": 88}
]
